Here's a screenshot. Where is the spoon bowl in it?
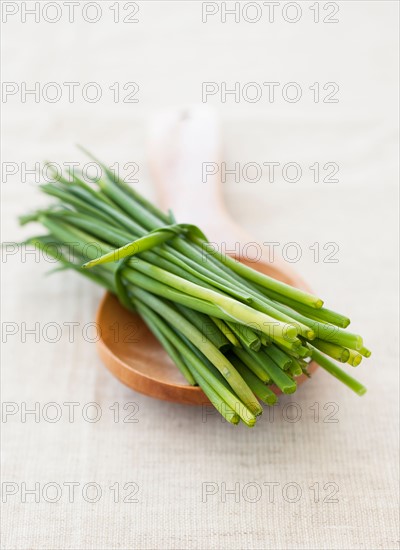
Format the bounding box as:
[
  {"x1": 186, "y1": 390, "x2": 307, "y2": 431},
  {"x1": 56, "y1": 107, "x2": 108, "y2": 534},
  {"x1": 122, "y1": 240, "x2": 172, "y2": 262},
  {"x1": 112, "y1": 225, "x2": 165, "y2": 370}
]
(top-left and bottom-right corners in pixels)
[{"x1": 96, "y1": 255, "x2": 318, "y2": 404}]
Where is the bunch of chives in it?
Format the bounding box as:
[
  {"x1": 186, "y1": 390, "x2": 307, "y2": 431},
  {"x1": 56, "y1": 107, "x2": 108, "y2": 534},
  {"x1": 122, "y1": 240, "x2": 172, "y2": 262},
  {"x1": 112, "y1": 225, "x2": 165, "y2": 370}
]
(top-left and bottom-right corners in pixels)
[{"x1": 19, "y1": 155, "x2": 370, "y2": 426}]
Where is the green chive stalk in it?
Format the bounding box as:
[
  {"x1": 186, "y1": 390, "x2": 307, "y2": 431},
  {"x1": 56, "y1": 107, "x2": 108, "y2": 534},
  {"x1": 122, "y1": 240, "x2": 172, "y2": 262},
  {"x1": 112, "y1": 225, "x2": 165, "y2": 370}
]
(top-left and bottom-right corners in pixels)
[
  {"x1": 228, "y1": 355, "x2": 277, "y2": 406},
  {"x1": 311, "y1": 348, "x2": 366, "y2": 395}
]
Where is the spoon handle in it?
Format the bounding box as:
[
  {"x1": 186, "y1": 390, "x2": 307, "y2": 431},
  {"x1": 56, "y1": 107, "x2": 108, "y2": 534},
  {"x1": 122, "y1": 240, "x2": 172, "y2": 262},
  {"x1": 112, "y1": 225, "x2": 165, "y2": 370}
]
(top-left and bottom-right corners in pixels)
[
  {"x1": 146, "y1": 106, "x2": 310, "y2": 292},
  {"x1": 147, "y1": 105, "x2": 227, "y2": 226}
]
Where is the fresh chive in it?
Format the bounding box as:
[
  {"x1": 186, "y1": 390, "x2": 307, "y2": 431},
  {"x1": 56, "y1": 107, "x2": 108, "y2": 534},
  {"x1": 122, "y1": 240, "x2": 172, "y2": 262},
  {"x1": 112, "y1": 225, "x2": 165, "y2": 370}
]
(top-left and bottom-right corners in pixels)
[
  {"x1": 233, "y1": 348, "x2": 270, "y2": 384},
  {"x1": 229, "y1": 354, "x2": 277, "y2": 406},
  {"x1": 264, "y1": 345, "x2": 293, "y2": 370},
  {"x1": 19, "y1": 152, "x2": 370, "y2": 426},
  {"x1": 311, "y1": 338, "x2": 350, "y2": 363},
  {"x1": 225, "y1": 321, "x2": 261, "y2": 352},
  {"x1": 135, "y1": 300, "x2": 250, "y2": 425},
  {"x1": 311, "y1": 348, "x2": 366, "y2": 395},
  {"x1": 131, "y1": 288, "x2": 262, "y2": 418},
  {"x1": 175, "y1": 305, "x2": 231, "y2": 353},
  {"x1": 192, "y1": 240, "x2": 324, "y2": 309},
  {"x1": 210, "y1": 317, "x2": 241, "y2": 348},
  {"x1": 347, "y1": 349, "x2": 363, "y2": 367},
  {"x1": 359, "y1": 346, "x2": 372, "y2": 358}
]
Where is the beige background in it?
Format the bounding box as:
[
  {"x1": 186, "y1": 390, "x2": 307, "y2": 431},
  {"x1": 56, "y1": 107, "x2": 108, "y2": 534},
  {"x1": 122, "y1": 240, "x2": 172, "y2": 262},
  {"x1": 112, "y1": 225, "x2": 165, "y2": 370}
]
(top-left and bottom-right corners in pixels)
[{"x1": 1, "y1": 1, "x2": 399, "y2": 549}]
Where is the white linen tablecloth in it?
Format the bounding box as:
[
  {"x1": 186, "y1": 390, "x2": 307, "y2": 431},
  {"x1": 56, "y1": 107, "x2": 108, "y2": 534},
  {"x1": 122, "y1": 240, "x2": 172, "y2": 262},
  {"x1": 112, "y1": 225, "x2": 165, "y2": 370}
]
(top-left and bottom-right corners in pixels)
[{"x1": 2, "y1": 2, "x2": 399, "y2": 549}]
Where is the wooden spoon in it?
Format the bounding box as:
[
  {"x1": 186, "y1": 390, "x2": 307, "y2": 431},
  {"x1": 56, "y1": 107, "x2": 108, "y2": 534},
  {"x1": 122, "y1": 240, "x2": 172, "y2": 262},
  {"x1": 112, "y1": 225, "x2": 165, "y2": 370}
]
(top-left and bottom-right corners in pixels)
[{"x1": 96, "y1": 106, "x2": 317, "y2": 404}]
